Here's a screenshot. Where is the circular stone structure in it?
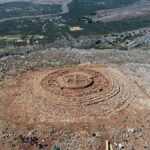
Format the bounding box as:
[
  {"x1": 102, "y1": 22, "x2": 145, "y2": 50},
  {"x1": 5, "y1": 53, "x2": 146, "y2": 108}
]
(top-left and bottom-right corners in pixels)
[
  {"x1": 2, "y1": 64, "x2": 139, "y2": 123},
  {"x1": 41, "y1": 68, "x2": 110, "y2": 99},
  {"x1": 57, "y1": 73, "x2": 93, "y2": 89}
]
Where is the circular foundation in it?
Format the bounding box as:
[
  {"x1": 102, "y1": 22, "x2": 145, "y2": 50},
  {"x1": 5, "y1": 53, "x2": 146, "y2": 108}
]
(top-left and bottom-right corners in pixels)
[
  {"x1": 41, "y1": 68, "x2": 110, "y2": 104},
  {"x1": 57, "y1": 73, "x2": 93, "y2": 89},
  {"x1": 7, "y1": 65, "x2": 135, "y2": 123}
]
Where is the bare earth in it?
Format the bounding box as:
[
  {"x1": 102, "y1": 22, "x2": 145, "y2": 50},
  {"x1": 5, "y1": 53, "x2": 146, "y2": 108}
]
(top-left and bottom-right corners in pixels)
[{"x1": 0, "y1": 48, "x2": 150, "y2": 150}]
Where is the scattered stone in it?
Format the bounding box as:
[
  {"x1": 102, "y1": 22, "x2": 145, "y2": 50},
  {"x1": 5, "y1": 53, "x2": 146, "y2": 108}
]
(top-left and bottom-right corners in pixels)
[
  {"x1": 114, "y1": 142, "x2": 118, "y2": 148},
  {"x1": 144, "y1": 141, "x2": 149, "y2": 149},
  {"x1": 127, "y1": 128, "x2": 135, "y2": 133},
  {"x1": 37, "y1": 143, "x2": 44, "y2": 149},
  {"x1": 19, "y1": 135, "x2": 48, "y2": 149},
  {"x1": 1, "y1": 133, "x2": 6, "y2": 138},
  {"x1": 118, "y1": 143, "x2": 124, "y2": 150},
  {"x1": 53, "y1": 145, "x2": 60, "y2": 150}
]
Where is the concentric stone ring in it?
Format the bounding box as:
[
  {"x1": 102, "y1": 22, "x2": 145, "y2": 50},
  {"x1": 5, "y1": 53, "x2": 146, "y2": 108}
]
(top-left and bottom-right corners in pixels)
[
  {"x1": 5, "y1": 65, "x2": 138, "y2": 123},
  {"x1": 41, "y1": 68, "x2": 110, "y2": 99}
]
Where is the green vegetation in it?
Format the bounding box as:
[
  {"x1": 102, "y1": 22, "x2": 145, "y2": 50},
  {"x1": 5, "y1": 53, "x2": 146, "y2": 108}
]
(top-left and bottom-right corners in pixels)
[
  {"x1": 0, "y1": 2, "x2": 61, "y2": 19},
  {"x1": 0, "y1": 0, "x2": 149, "y2": 48}
]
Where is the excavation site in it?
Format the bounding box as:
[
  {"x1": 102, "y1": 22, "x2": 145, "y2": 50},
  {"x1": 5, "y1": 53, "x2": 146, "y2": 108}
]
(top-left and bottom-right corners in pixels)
[
  {"x1": 0, "y1": 60, "x2": 150, "y2": 150},
  {"x1": 1, "y1": 64, "x2": 143, "y2": 123},
  {"x1": 0, "y1": 0, "x2": 150, "y2": 149}
]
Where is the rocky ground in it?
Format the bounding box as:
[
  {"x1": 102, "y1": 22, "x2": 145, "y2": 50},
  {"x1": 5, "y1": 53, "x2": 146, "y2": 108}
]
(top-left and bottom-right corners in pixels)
[
  {"x1": 83, "y1": 1, "x2": 150, "y2": 23},
  {"x1": 49, "y1": 28, "x2": 150, "y2": 49},
  {"x1": 0, "y1": 47, "x2": 150, "y2": 150}
]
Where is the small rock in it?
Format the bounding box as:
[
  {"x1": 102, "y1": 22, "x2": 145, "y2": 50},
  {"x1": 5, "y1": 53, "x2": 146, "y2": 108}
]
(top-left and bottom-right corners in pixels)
[
  {"x1": 37, "y1": 143, "x2": 44, "y2": 149},
  {"x1": 114, "y1": 142, "x2": 118, "y2": 148},
  {"x1": 42, "y1": 139, "x2": 45, "y2": 142},
  {"x1": 118, "y1": 143, "x2": 124, "y2": 150},
  {"x1": 127, "y1": 128, "x2": 135, "y2": 133},
  {"x1": 125, "y1": 134, "x2": 129, "y2": 138},
  {"x1": 144, "y1": 141, "x2": 149, "y2": 149},
  {"x1": 53, "y1": 145, "x2": 60, "y2": 150},
  {"x1": 1, "y1": 133, "x2": 6, "y2": 138}
]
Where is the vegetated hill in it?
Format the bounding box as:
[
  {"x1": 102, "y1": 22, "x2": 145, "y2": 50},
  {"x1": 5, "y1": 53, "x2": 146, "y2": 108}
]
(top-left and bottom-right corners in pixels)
[
  {"x1": 0, "y1": 0, "x2": 70, "y2": 4},
  {"x1": 84, "y1": 1, "x2": 150, "y2": 23},
  {"x1": 0, "y1": 0, "x2": 29, "y2": 3},
  {"x1": 31, "y1": 0, "x2": 71, "y2": 4}
]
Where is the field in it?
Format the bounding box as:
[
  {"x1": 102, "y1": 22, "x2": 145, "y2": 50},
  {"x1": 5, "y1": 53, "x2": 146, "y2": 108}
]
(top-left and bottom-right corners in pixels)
[{"x1": 0, "y1": 2, "x2": 61, "y2": 19}]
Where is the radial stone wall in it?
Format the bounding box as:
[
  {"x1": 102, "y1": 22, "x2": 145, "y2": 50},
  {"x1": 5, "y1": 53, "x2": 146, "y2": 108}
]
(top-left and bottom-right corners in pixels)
[{"x1": 8, "y1": 65, "x2": 139, "y2": 123}]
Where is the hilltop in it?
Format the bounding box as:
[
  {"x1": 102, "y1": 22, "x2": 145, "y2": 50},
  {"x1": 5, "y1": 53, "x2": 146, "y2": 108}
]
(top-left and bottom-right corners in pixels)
[
  {"x1": 0, "y1": 0, "x2": 150, "y2": 149},
  {"x1": 0, "y1": 47, "x2": 150, "y2": 149}
]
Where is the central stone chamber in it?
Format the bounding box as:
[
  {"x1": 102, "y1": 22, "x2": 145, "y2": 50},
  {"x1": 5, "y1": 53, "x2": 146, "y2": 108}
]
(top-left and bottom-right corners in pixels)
[
  {"x1": 6, "y1": 65, "x2": 136, "y2": 123},
  {"x1": 57, "y1": 73, "x2": 93, "y2": 89}
]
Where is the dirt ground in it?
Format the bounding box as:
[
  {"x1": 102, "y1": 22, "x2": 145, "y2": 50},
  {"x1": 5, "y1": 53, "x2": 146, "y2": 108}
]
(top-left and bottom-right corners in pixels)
[{"x1": 0, "y1": 48, "x2": 150, "y2": 150}]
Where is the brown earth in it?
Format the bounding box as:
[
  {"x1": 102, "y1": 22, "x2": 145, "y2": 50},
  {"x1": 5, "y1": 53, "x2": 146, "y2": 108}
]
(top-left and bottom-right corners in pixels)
[{"x1": 0, "y1": 63, "x2": 150, "y2": 150}]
